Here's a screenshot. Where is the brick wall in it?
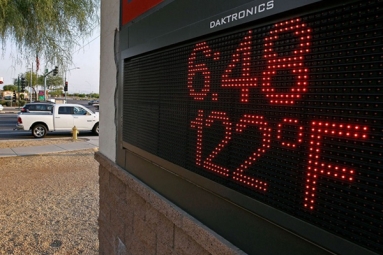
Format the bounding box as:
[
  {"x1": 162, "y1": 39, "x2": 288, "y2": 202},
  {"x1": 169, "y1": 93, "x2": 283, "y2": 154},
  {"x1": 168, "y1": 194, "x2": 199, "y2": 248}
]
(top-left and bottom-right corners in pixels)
[{"x1": 96, "y1": 152, "x2": 246, "y2": 255}]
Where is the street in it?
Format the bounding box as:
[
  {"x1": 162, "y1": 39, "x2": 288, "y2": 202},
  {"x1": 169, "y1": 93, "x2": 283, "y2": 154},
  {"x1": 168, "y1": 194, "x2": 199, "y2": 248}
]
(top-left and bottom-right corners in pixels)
[
  {"x1": 0, "y1": 100, "x2": 99, "y2": 140},
  {"x1": 0, "y1": 114, "x2": 15, "y2": 130}
]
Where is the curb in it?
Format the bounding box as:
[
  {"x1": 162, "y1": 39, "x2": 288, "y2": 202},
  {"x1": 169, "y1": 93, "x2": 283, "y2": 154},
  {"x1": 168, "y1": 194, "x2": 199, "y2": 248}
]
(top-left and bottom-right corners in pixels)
[
  {"x1": 0, "y1": 138, "x2": 99, "y2": 158},
  {"x1": 0, "y1": 108, "x2": 20, "y2": 114}
]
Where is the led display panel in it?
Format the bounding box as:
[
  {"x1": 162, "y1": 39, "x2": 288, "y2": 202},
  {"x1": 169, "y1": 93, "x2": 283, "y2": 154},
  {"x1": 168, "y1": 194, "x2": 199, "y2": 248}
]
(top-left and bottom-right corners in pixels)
[{"x1": 123, "y1": 1, "x2": 382, "y2": 253}]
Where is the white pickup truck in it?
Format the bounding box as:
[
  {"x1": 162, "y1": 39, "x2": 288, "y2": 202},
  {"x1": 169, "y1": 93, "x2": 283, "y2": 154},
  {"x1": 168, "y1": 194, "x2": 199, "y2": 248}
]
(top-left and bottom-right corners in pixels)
[{"x1": 16, "y1": 104, "x2": 99, "y2": 138}]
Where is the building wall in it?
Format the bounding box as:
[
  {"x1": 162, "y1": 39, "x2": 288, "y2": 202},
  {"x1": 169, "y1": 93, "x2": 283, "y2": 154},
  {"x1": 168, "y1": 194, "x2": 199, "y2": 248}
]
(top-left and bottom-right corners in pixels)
[
  {"x1": 98, "y1": 0, "x2": 244, "y2": 254},
  {"x1": 99, "y1": 0, "x2": 119, "y2": 161},
  {"x1": 96, "y1": 153, "x2": 245, "y2": 255}
]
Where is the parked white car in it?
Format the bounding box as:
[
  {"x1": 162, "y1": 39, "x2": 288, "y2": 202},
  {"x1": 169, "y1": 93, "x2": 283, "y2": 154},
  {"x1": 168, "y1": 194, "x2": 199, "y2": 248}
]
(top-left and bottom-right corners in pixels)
[
  {"x1": 0, "y1": 104, "x2": 3, "y2": 111},
  {"x1": 16, "y1": 104, "x2": 99, "y2": 138}
]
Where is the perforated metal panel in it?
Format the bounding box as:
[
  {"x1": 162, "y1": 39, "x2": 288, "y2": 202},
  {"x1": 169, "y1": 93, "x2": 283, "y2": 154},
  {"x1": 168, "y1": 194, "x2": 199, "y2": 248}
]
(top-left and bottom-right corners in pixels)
[{"x1": 123, "y1": 1, "x2": 383, "y2": 253}]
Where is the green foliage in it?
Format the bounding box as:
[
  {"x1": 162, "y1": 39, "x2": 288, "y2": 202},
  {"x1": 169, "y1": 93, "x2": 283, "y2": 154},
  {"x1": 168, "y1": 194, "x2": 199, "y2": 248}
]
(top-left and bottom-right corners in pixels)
[
  {"x1": 0, "y1": 0, "x2": 100, "y2": 66},
  {"x1": 23, "y1": 72, "x2": 39, "y2": 87},
  {"x1": 2, "y1": 100, "x2": 11, "y2": 106},
  {"x1": 49, "y1": 89, "x2": 63, "y2": 97},
  {"x1": 2, "y1": 85, "x2": 17, "y2": 91},
  {"x1": 0, "y1": 99, "x2": 25, "y2": 106},
  {"x1": 21, "y1": 71, "x2": 62, "y2": 97},
  {"x1": 89, "y1": 93, "x2": 99, "y2": 98},
  {"x1": 45, "y1": 75, "x2": 64, "y2": 89}
]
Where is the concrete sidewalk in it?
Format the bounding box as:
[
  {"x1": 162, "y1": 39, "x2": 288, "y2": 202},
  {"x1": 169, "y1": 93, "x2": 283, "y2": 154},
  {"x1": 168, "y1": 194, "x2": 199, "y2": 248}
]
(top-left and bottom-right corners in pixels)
[{"x1": 0, "y1": 137, "x2": 99, "y2": 157}]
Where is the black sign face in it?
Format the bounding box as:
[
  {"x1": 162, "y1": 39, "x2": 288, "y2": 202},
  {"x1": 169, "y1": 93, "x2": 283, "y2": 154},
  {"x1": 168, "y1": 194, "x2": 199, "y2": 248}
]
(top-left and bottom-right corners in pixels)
[{"x1": 123, "y1": 1, "x2": 382, "y2": 253}]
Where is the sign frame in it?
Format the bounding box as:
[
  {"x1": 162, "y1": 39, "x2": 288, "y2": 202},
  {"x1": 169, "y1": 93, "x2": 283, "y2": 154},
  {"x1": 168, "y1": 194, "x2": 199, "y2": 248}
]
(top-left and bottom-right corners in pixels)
[{"x1": 118, "y1": 0, "x2": 382, "y2": 254}]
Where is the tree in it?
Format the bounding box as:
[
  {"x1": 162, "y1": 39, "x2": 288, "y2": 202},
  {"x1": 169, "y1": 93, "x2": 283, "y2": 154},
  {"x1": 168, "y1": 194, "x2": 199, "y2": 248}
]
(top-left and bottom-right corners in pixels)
[
  {"x1": 23, "y1": 72, "x2": 40, "y2": 100},
  {"x1": 2, "y1": 85, "x2": 17, "y2": 91},
  {"x1": 20, "y1": 71, "x2": 64, "y2": 100},
  {"x1": 24, "y1": 72, "x2": 39, "y2": 88},
  {"x1": 37, "y1": 74, "x2": 64, "y2": 89},
  {"x1": 0, "y1": 0, "x2": 99, "y2": 66},
  {"x1": 49, "y1": 89, "x2": 63, "y2": 97},
  {"x1": 89, "y1": 93, "x2": 99, "y2": 99}
]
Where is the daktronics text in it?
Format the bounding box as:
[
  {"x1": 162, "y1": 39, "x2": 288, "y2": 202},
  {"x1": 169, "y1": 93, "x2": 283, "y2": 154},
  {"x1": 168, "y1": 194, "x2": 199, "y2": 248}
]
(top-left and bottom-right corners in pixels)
[{"x1": 210, "y1": 1, "x2": 274, "y2": 29}]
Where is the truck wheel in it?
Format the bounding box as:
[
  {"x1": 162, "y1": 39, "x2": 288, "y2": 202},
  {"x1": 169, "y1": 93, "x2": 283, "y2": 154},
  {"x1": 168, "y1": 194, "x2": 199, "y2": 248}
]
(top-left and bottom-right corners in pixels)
[
  {"x1": 32, "y1": 124, "x2": 47, "y2": 138},
  {"x1": 92, "y1": 123, "x2": 99, "y2": 136}
]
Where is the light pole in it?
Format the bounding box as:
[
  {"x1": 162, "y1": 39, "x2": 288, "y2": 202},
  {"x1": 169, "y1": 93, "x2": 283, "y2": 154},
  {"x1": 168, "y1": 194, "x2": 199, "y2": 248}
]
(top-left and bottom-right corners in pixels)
[
  {"x1": 43, "y1": 66, "x2": 58, "y2": 101},
  {"x1": 30, "y1": 66, "x2": 32, "y2": 102},
  {"x1": 27, "y1": 65, "x2": 33, "y2": 102},
  {"x1": 65, "y1": 67, "x2": 80, "y2": 103}
]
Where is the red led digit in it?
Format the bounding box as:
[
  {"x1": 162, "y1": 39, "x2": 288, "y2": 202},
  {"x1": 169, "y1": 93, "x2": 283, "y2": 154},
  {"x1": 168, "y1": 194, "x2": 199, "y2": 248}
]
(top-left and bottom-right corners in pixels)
[
  {"x1": 304, "y1": 122, "x2": 368, "y2": 210},
  {"x1": 232, "y1": 115, "x2": 270, "y2": 191},
  {"x1": 188, "y1": 42, "x2": 219, "y2": 100},
  {"x1": 203, "y1": 111, "x2": 232, "y2": 177},
  {"x1": 190, "y1": 110, "x2": 205, "y2": 166},
  {"x1": 262, "y1": 18, "x2": 311, "y2": 104},
  {"x1": 277, "y1": 118, "x2": 303, "y2": 148},
  {"x1": 221, "y1": 30, "x2": 257, "y2": 103}
]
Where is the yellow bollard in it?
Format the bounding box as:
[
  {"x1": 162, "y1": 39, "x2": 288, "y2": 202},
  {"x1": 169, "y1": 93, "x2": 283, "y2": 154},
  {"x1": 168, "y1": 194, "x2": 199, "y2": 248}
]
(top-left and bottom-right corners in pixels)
[{"x1": 71, "y1": 126, "x2": 79, "y2": 140}]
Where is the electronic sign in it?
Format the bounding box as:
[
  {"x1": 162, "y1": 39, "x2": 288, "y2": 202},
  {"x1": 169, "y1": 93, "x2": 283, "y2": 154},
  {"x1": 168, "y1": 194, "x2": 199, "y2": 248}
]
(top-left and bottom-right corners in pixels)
[
  {"x1": 123, "y1": 0, "x2": 382, "y2": 254},
  {"x1": 121, "y1": 0, "x2": 163, "y2": 25}
]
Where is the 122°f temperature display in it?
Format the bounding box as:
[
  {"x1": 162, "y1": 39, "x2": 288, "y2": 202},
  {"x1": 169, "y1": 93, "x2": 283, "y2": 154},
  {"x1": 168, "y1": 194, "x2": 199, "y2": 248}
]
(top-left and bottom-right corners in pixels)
[{"x1": 123, "y1": 1, "x2": 382, "y2": 253}]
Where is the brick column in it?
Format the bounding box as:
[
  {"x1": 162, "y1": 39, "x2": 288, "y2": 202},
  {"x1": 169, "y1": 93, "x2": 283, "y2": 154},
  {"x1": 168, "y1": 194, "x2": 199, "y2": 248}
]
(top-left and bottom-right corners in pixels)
[{"x1": 95, "y1": 152, "x2": 246, "y2": 255}]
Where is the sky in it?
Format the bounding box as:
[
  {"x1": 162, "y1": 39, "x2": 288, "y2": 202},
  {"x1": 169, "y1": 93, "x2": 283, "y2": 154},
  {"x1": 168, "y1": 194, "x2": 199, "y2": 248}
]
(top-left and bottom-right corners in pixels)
[{"x1": 0, "y1": 27, "x2": 100, "y2": 94}]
